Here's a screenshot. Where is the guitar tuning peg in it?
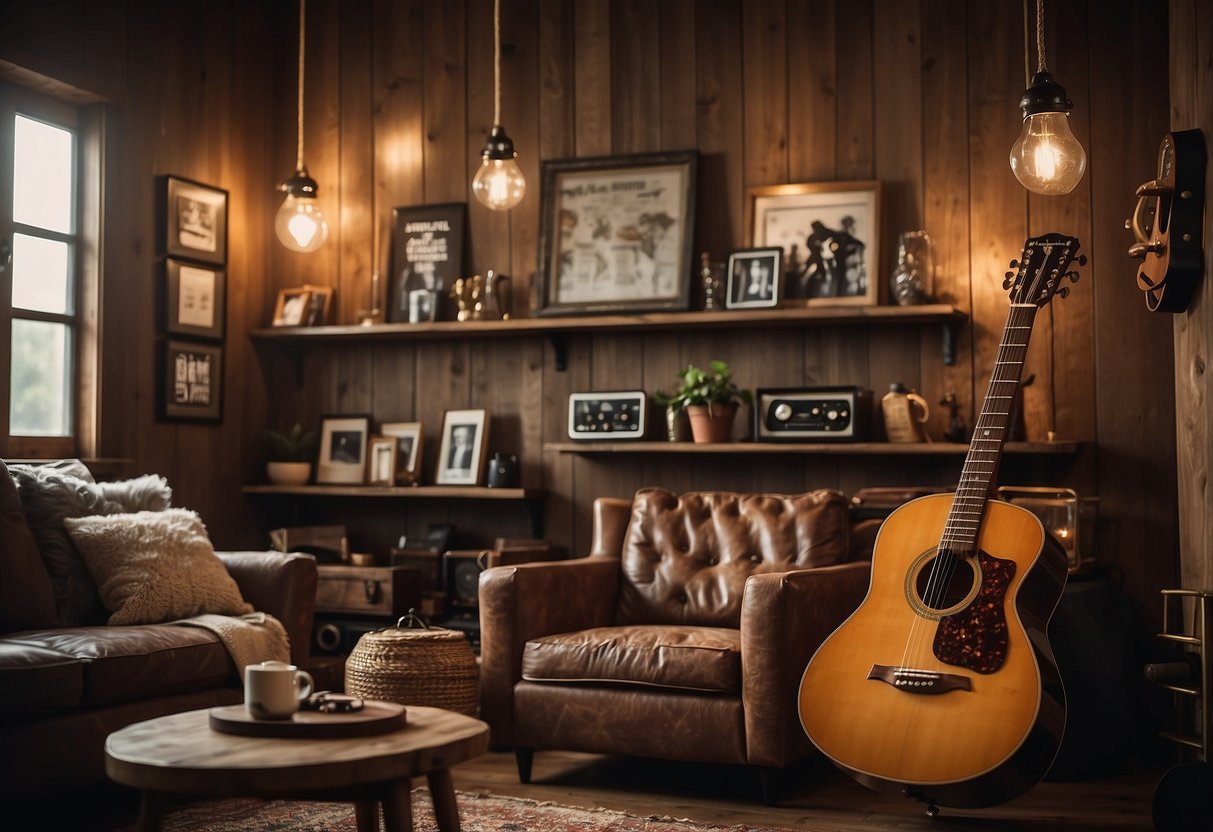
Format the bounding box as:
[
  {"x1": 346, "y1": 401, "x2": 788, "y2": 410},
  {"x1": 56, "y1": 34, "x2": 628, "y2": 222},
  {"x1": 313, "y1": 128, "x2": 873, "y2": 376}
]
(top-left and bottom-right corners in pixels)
[
  {"x1": 1076, "y1": 254, "x2": 1088, "y2": 266},
  {"x1": 1065, "y1": 270, "x2": 1081, "y2": 283},
  {"x1": 1057, "y1": 286, "x2": 1070, "y2": 300},
  {"x1": 1009, "y1": 259, "x2": 1020, "y2": 269},
  {"x1": 1004, "y1": 270, "x2": 1015, "y2": 281},
  {"x1": 1002, "y1": 277, "x2": 1013, "y2": 290}
]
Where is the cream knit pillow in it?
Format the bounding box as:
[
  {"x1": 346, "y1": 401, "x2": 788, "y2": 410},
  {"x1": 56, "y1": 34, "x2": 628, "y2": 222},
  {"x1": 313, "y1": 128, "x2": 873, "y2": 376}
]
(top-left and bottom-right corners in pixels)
[{"x1": 64, "y1": 509, "x2": 252, "y2": 626}]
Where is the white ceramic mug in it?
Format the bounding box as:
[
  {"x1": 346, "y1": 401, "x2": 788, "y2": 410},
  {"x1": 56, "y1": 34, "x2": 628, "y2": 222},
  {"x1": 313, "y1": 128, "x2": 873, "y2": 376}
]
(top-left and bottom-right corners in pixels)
[{"x1": 244, "y1": 660, "x2": 314, "y2": 720}]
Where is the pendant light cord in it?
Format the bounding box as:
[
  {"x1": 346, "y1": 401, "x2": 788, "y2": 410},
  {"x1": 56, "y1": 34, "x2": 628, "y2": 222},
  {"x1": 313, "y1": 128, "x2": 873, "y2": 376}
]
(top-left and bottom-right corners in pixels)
[
  {"x1": 296, "y1": 0, "x2": 306, "y2": 172},
  {"x1": 493, "y1": 0, "x2": 502, "y2": 126},
  {"x1": 1035, "y1": 0, "x2": 1047, "y2": 74}
]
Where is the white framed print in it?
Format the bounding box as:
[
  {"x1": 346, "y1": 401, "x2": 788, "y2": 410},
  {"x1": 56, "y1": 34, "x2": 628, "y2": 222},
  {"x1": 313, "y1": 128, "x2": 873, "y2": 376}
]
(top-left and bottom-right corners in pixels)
[
  {"x1": 435, "y1": 409, "x2": 490, "y2": 486},
  {"x1": 316, "y1": 415, "x2": 371, "y2": 484},
  {"x1": 725, "y1": 248, "x2": 783, "y2": 309}
]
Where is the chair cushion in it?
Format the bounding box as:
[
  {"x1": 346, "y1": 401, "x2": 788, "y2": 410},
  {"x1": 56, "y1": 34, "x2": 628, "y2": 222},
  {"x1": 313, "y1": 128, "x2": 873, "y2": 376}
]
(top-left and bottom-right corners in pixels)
[
  {"x1": 522, "y1": 625, "x2": 741, "y2": 693},
  {"x1": 0, "y1": 640, "x2": 83, "y2": 721},
  {"x1": 0, "y1": 462, "x2": 58, "y2": 634},
  {"x1": 616, "y1": 488, "x2": 850, "y2": 627}
]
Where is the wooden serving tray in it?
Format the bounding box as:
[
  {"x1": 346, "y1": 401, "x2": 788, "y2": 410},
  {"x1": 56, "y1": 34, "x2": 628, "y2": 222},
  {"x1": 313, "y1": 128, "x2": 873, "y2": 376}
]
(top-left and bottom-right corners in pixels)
[{"x1": 209, "y1": 701, "x2": 406, "y2": 739}]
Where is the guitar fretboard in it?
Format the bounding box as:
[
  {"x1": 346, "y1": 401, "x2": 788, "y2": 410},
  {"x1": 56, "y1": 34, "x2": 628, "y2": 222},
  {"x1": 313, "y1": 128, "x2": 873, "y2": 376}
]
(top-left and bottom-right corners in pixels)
[{"x1": 939, "y1": 303, "x2": 1038, "y2": 554}]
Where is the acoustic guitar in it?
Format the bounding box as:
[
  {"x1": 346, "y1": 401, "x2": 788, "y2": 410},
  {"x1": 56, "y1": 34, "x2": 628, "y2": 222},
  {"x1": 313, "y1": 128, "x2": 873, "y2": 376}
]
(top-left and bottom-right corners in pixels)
[{"x1": 798, "y1": 234, "x2": 1083, "y2": 812}]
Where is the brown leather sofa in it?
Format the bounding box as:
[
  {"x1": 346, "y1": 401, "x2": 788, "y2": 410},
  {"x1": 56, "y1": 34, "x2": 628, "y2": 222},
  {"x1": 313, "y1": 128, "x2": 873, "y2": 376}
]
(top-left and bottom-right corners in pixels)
[
  {"x1": 479, "y1": 487, "x2": 872, "y2": 804},
  {"x1": 0, "y1": 462, "x2": 318, "y2": 797}
]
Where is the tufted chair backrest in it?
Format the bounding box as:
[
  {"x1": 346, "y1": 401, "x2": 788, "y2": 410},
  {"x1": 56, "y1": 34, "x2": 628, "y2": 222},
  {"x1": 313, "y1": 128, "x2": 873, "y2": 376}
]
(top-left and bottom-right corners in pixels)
[{"x1": 614, "y1": 488, "x2": 851, "y2": 628}]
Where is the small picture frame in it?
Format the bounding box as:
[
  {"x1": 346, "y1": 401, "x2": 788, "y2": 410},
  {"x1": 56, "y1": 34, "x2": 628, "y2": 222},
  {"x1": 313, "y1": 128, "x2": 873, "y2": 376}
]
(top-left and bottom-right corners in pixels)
[
  {"x1": 366, "y1": 436, "x2": 398, "y2": 486},
  {"x1": 164, "y1": 258, "x2": 225, "y2": 339},
  {"x1": 158, "y1": 339, "x2": 222, "y2": 422},
  {"x1": 164, "y1": 175, "x2": 227, "y2": 266},
  {"x1": 435, "y1": 409, "x2": 490, "y2": 486},
  {"x1": 747, "y1": 180, "x2": 881, "y2": 306},
  {"x1": 316, "y1": 415, "x2": 371, "y2": 485},
  {"x1": 380, "y1": 421, "x2": 424, "y2": 485},
  {"x1": 725, "y1": 248, "x2": 783, "y2": 309},
  {"x1": 272, "y1": 287, "x2": 312, "y2": 327},
  {"x1": 302, "y1": 284, "x2": 334, "y2": 326}
]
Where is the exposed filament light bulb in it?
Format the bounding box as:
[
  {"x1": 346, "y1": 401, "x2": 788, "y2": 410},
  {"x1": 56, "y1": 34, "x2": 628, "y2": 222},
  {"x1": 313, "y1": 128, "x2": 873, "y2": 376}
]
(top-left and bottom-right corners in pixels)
[
  {"x1": 275, "y1": 169, "x2": 329, "y2": 252},
  {"x1": 472, "y1": 126, "x2": 526, "y2": 211}
]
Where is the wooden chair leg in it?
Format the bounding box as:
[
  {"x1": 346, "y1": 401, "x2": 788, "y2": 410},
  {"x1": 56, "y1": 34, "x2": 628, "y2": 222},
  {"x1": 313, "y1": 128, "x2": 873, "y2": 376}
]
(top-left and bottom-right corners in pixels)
[
  {"x1": 515, "y1": 747, "x2": 534, "y2": 784},
  {"x1": 759, "y1": 767, "x2": 780, "y2": 807}
]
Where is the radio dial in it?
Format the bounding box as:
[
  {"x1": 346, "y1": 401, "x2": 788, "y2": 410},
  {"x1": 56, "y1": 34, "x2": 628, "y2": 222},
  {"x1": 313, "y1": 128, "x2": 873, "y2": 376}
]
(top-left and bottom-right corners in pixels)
[
  {"x1": 827, "y1": 409, "x2": 839, "y2": 421},
  {"x1": 774, "y1": 403, "x2": 793, "y2": 421}
]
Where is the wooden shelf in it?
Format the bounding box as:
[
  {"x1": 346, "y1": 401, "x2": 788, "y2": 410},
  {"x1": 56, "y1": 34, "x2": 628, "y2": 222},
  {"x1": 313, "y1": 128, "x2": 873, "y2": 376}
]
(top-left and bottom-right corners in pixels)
[
  {"x1": 543, "y1": 440, "x2": 1078, "y2": 456},
  {"x1": 241, "y1": 484, "x2": 541, "y2": 500}
]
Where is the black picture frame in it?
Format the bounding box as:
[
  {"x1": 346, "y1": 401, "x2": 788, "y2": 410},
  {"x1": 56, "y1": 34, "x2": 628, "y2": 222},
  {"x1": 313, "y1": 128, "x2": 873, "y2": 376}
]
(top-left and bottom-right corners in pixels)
[
  {"x1": 158, "y1": 339, "x2": 223, "y2": 422},
  {"x1": 725, "y1": 248, "x2": 783, "y2": 310},
  {"x1": 388, "y1": 202, "x2": 467, "y2": 323},
  {"x1": 164, "y1": 258, "x2": 225, "y2": 340},
  {"x1": 535, "y1": 150, "x2": 698, "y2": 316},
  {"x1": 164, "y1": 175, "x2": 228, "y2": 266}
]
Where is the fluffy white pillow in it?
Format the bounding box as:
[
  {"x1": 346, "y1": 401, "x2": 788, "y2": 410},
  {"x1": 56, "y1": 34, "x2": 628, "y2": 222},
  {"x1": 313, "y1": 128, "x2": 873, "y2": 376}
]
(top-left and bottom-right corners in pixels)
[{"x1": 63, "y1": 509, "x2": 252, "y2": 626}]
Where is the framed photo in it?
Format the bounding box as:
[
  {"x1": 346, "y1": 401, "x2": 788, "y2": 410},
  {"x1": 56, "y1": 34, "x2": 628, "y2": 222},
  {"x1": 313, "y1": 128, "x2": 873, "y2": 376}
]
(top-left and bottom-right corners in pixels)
[
  {"x1": 366, "y1": 436, "x2": 398, "y2": 486},
  {"x1": 725, "y1": 248, "x2": 783, "y2": 310},
  {"x1": 435, "y1": 409, "x2": 490, "y2": 486},
  {"x1": 747, "y1": 180, "x2": 881, "y2": 306},
  {"x1": 535, "y1": 150, "x2": 698, "y2": 315},
  {"x1": 388, "y1": 203, "x2": 467, "y2": 323},
  {"x1": 380, "y1": 421, "x2": 424, "y2": 485},
  {"x1": 158, "y1": 339, "x2": 222, "y2": 422},
  {"x1": 272, "y1": 287, "x2": 312, "y2": 327},
  {"x1": 164, "y1": 258, "x2": 225, "y2": 339},
  {"x1": 165, "y1": 175, "x2": 227, "y2": 266},
  {"x1": 302, "y1": 284, "x2": 334, "y2": 326},
  {"x1": 316, "y1": 415, "x2": 371, "y2": 485}
]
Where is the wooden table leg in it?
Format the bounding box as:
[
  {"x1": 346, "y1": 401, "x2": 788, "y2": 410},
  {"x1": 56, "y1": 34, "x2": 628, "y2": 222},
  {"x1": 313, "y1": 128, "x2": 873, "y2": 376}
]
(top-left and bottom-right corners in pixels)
[
  {"x1": 355, "y1": 799, "x2": 380, "y2": 832},
  {"x1": 382, "y1": 779, "x2": 414, "y2": 832},
  {"x1": 427, "y1": 767, "x2": 461, "y2": 832},
  {"x1": 135, "y1": 791, "x2": 166, "y2": 832}
]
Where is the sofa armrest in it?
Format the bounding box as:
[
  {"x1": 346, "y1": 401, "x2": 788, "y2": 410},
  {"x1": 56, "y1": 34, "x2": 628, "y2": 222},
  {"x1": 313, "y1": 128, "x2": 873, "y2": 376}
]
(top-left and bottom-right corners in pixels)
[
  {"x1": 740, "y1": 561, "x2": 870, "y2": 767},
  {"x1": 215, "y1": 551, "x2": 318, "y2": 667},
  {"x1": 479, "y1": 557, "x2": 621, "y2": 745}
]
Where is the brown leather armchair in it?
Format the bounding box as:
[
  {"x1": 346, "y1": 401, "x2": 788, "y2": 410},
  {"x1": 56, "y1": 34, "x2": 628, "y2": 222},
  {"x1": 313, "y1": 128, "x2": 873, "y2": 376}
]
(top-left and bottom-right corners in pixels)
[{"x1": 479, "y1": 487, "x2": 871, "y2": 804}]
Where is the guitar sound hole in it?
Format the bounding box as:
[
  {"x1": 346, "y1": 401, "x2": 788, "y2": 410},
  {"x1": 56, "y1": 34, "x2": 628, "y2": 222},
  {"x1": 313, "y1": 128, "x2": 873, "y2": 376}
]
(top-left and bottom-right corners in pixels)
[{"x1": 914, "y1": 552, "x2": 977, "y2": 613}]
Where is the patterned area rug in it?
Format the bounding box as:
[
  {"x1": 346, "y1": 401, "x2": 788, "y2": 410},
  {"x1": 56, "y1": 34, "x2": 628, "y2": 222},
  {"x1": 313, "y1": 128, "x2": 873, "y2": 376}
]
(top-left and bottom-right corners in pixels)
[{"x1": 126, "y1": 788, "x2": 796, "y2": 832}]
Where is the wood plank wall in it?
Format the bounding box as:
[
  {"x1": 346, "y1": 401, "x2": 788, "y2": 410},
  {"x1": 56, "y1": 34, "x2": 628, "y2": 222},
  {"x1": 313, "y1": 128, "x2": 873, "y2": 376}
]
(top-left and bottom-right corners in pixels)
[{"x1": 0, "y1": 0, "x2": 1183, "y2": 618}]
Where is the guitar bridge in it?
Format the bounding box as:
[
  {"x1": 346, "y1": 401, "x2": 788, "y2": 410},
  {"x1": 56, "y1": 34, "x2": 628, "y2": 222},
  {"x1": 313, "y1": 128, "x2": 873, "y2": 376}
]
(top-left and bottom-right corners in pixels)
[{"x1": 868, "y1": 664, "x2": 972, "y2": 695}]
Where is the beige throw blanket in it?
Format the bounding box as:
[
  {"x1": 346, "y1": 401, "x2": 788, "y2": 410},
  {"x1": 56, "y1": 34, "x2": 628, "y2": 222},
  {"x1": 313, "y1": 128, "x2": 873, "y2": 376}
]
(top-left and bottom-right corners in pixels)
[{"x1": 173, "y1": 611, "x2": 290, "y2": 674}]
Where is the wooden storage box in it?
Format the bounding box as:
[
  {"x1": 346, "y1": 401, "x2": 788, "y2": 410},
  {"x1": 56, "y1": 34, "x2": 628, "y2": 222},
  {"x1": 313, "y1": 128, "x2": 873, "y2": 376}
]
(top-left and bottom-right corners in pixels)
[{"x1": 315, "y1": 565, "x2": 421, "y2": 618}]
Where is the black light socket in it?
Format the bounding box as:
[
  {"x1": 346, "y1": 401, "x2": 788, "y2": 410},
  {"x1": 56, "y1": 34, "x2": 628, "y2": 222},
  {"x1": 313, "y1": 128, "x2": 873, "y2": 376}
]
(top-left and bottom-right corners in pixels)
[
  {"x1": 1018, "y1": 71, "x2": 1073, "y2": 118},
  {"x1": 278, "y1": 167, "x2": 320, "y2": 197},
  {"x1": 481, "y1": 125, "x2": 517, "y2": 160}
]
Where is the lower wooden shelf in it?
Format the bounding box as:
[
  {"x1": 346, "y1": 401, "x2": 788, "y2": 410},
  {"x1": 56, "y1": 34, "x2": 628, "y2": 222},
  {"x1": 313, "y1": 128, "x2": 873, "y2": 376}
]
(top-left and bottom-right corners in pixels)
[
  {"x1": 543, "y1": 440, "x2": 1078, "y2": 455},
  {"x1": 241, "y1": 484, "x2": 541, "y2": 499}
]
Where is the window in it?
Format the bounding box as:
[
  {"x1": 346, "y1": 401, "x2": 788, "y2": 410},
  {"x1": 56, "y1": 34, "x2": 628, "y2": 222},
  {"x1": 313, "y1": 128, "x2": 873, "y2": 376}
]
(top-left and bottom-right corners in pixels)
[{"x1": 0, "y1": 83, "x2": 84, "y2": 458}]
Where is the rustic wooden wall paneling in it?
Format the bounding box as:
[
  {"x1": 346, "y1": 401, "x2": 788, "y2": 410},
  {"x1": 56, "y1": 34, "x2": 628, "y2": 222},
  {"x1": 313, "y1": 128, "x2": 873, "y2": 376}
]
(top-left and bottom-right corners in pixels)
[
  {"x1": 339, "y1": 0, "x2": 374, "y2": 324},
  {"x1": 787, "y1": 0, "x2": 836, "y2": 183},
  {"x1": 658, "y1": 1, "x2": 697, "y2": 152},
  {"x1": 1170, "y1": 0, "x2": 1213, "y2": 593},
  {"x1": 695, "y1": 0, "x2": 744, "y2": 254},
  {"x1": 573, "y1": 0, "x2": 612, "y2": 158},
  {"x1": 835, "y1": 0, "x2": 874, "y2": 181}
]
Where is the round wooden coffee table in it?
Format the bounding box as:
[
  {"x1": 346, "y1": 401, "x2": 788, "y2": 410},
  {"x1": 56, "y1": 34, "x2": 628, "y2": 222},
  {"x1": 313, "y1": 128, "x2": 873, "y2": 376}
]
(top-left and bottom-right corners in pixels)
[{"x1": 105, "y1": 704, "x2": 489, "y2": 832}]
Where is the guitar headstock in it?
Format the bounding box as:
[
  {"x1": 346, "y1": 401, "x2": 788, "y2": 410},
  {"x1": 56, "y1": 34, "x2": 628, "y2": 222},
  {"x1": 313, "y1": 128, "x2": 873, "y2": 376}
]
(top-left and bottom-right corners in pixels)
[{"x1": 1002, "y1": 234, "x2": 1086, "y2": 306}]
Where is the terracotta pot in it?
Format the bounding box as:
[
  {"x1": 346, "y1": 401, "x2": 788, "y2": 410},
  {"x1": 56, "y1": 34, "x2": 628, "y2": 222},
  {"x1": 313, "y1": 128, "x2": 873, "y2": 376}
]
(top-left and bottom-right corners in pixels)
[
  {"x1": 267, "y1": 461, "x2": 312, "y2": 485},
  {"x1": 686, "y1": 403, "x2": 737, "y2": 443}
]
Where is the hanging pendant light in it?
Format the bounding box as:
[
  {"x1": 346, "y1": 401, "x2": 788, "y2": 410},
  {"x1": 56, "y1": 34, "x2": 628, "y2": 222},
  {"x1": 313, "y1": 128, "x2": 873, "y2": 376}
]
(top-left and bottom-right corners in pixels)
[
  {"x1": 276, "y1": 0, "x2": 329, "y2": 252},
  {"x1": 1009, "y1": 0, "x2": 1087, "y2": 195},
  {"x1": 471, "y1": 0, "x2": 526, "y2": 211}
]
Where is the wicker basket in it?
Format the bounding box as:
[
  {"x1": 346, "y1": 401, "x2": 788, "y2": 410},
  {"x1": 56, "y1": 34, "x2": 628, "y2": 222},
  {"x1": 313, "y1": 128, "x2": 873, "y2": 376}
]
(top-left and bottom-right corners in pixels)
[{"x1": 344, "y1": 612, "x2": 479, "y2": 715}]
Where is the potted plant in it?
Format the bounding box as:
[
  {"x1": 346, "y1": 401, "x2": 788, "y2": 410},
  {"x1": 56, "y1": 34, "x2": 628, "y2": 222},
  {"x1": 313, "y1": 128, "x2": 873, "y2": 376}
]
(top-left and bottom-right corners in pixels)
[
  {"x1": 264, "y1": 423, "x2": 318, "y2": 485},
  {"x1": 657, "y1": 360, "x2": 752, "y2": 443}
]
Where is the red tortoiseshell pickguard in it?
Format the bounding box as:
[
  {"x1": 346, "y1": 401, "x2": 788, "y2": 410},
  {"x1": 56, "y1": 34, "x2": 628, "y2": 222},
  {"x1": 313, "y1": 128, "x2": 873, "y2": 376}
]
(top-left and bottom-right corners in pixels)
[{"x1": 932, "y1": 551, "x2": 1016, "y2": 674}]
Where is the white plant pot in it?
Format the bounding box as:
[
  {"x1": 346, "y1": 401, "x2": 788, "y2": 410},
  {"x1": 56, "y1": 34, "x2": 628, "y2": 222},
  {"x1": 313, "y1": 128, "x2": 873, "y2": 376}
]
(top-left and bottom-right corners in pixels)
[{"x1": 267, "y1": 461, "x2": 312, "y2": 486}]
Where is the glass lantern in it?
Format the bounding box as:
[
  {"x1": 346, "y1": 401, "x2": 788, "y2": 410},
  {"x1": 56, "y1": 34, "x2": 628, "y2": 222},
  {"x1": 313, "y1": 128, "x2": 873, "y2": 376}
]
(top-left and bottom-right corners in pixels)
[{"x1": 996, "y1": 486, "x2": 1099, "y2": 574}]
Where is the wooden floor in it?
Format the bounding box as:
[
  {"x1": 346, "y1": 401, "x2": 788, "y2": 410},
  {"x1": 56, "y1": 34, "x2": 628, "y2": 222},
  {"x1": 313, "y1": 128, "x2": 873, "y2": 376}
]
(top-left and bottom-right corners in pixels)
[{"x1": 448, "y1": 749, "x2": 1162, "y2": 831}]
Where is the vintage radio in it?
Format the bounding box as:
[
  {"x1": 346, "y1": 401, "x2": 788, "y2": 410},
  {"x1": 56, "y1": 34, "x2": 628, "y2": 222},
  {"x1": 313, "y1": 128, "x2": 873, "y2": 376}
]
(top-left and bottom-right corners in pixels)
[
  {"x1": 755, "y1": 386, "x2": 871, "y2": 441},
  {"x1": 568, "y1": 391, "x2": 647, "y2": 439}
]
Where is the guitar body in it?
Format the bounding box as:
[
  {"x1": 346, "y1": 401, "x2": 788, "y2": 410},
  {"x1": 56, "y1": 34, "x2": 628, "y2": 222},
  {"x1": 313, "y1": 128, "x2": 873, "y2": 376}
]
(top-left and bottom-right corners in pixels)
[{"x1": 799, "y1": 493, "x2": 1068, "y2": 808}]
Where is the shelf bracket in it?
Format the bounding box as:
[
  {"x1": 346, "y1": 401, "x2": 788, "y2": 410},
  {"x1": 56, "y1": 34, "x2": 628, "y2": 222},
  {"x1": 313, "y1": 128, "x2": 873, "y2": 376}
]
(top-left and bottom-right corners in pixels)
[
  {"x1": 942, "y1": 320, "x2": 958, "y2": 366},
  {"x1": 546, "y1": 332, "x2": 569, "y2": 372}
]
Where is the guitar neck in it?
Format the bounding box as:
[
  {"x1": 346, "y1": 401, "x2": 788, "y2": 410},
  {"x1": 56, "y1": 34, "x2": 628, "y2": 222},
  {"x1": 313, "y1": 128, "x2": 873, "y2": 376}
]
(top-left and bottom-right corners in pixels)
[{"x1": 942, "y1": 303, "x2": 1038, "y2": 554}]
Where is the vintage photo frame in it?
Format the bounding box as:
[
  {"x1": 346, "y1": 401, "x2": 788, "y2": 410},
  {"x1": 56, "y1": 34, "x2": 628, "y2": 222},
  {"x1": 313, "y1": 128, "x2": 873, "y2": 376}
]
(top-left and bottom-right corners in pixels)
[
  {"x1": 380, "y1": 421, "x2": 424, "y2": 485},
  {"x1": 366, "y1": 436, "x2": 399, "y2": 487},
  {"x1": 158, "y1": 339, "x2": 222, "y2": 422},
  {"x1": 435, "y1": 409, "x2": 490, "y2": 486},
  {"x1": 272, "y1": 287, "x2": 312, "y2": 327},
  {"x1": 535, "y1": 150, "x2": 698, "y2": 315},
  {"x1": 316, "y1": 415, "x2": 371, "y2": 485},
  {"x1": 747, "y1": 180, "x2": 881, "y2": 306},
  {"x1": 301, "y1": 284, "x2": 334, "y2": 326},
  {"x1": 725, "y1": 248, "x2": 783, "y2": 310},
  {"x1": 164, "y1": 258, "x2": 225, "y2": 339},
  {"x1": 165, "y1": 175, "x2": 227, "y2": 266},
  {"x1": 388, "y1": 203, "x2": 467, "y2": 323}
]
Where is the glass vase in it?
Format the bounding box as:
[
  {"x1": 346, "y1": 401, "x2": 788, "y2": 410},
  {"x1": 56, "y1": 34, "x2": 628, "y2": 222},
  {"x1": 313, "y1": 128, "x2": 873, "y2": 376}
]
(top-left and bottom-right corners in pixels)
[{"x1": 889, "y1": 230, "x2": 935, "y2": 306}]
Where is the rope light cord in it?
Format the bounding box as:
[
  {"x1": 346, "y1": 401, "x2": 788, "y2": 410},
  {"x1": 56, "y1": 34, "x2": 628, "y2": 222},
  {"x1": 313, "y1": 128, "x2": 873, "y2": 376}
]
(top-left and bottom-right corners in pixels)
[
  {"x1": 296, "y1": 0, "x2": 306, "y2": 172},
  {"x1": 1035, "y1": 0, "x2": 1046, "y2": 73},
  {"x1": 493, "y1": 0, "x2": 502, "y2": 127},
  {"x1": 1022, "y1": 0, "x2": 1031, "y2": 86}
]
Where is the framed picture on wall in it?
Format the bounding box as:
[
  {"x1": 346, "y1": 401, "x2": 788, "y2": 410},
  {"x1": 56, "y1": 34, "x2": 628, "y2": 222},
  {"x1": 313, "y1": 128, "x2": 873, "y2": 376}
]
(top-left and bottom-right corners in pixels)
[
  {"x1": 366, "y1": 436, "x2": 398, "y2": 487},
  {"x1": 272, "y1": 287, "x2": 312, "y2": 327},
  {"x1": 746, "y1": 180, "x2": 881, "y2": 306},
  {"x1": 164, "y1": 259, "x2": 225, "y2": 339},
  {"x1": 535, "y1": 150, "x2": 698, "y2": 316},
  {"x1": 380, "y1": 421, "x2": 424, "y2": 485},
  {"x1": 725, "y1": 248, "x2": 783, "y2": 310},
  {"x1": 316, "y1": 415, "x2": 371, "y2": 485},
  {"x1": 164, "y1": 175, "x2": 228, "y2": 266},
  {"x1": 157, "y1": 339, "x2": 223, "y2": 422},
  {"x1": 435, "y1": 409, "x2": 490, "y2": 486},
  {"x1": 388, "y1": 203, "x2": 467, "y2": 323}
]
